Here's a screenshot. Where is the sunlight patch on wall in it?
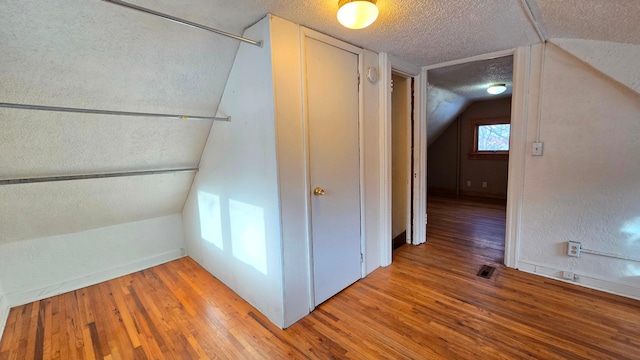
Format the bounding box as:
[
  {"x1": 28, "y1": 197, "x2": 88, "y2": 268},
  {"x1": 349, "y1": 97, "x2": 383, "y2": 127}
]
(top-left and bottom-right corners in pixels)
[
  {"x1": 625, "y1": 263, "x2": 640, "y2": 277},
  {"x1": 198, "y1": 191, "x2": 223, "y2": 250},
  {"x1": 230, "y1": 199, "x2": 267, "y2": 275},
  {"x1": 621, "y1": 217, "x2": 640, "y2": 245}
]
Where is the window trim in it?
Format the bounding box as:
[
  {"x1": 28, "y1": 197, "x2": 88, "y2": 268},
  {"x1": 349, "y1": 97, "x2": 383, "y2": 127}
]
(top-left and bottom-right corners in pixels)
[{"x1": 469, "y1": 117, "x2": 510, "y2": 160}]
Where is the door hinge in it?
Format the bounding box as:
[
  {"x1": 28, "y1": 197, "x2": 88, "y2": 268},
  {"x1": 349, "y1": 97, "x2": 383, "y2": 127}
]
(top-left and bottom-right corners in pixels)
[
  {"x1": 358, "y1": 72, "x2": 361, "y2": 87},
  {"x1": 360, "y1": 253, "x2": 363, "y2": 263}
]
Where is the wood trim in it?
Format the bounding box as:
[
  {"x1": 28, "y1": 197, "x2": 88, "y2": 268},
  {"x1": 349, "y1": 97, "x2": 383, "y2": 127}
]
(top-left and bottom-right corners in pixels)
[
  {"x1": 424, "y1": 48, "x2": 516, "y2": 70},
  {"x1": 378, "y1": 52, "x2": 392, "y2": 267},
  {"x1": 299, "y1": 27, "x2": 362, "y2": 55},
  {"x1": 504, "y1": 45, "x2": 532, "y2": 269},
  {"x1": 392, "y1": 230, "x2": 407, "y2": 250},
  {"x1": 414, "y1": 67, "x2": 428, "y2": 245}
]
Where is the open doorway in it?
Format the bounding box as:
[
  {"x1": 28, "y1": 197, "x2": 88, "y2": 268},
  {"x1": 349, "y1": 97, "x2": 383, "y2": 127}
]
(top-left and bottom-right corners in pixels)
[
  {"x1": 425, "y1": 55, "x2": 514, "y2": 265},
  {"x1": 391, "y1": 72, "x2": 414, "y2": 251}
]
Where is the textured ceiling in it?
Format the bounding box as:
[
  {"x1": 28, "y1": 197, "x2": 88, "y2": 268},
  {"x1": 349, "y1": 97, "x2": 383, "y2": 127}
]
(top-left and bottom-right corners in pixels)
[
  {"x1": 529, "y1": 0, "x2": 640, "y2": 45},
  {"x1": 429, "y1": 56, "x2": 514, "y2": 101},
  {"x1": 119, "y1": 0, "x2": 640, "y2": 67},
  {"x1": 0, "y1": 0, "x2": 220, "y2": 242},
  {"x1": 427, "y1": 56, "x2": 514, "y2": 146},
  {"x1": 2, "y1": 0, "x2": 637, "y2": 242},
  {"x1": 0, "y1": 173, "x2": 194, "y2": 244}
]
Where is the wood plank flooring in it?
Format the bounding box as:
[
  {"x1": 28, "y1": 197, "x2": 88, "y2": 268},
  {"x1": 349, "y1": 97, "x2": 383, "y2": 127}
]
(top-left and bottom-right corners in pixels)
[{"x1": 2, "y1": 195, "x2": 640, "y2": 359}]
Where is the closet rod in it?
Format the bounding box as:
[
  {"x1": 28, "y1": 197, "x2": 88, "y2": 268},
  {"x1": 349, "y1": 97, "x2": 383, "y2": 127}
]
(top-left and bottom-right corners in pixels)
[
  {"x1": 0, "y1": 168, "x2": 198, "y2": 186},
  {"x1": 101, "y1": 0, "x2": 263, "y2": 47},
  {"x1": 0, "y1": 102, "x2": 230, "y2": 121}
]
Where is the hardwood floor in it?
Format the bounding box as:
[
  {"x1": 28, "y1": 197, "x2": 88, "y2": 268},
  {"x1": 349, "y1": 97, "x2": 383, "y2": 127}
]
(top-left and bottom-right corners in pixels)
[{"x1": 2, "y1": 195, "x2": 640, "y2": 359}]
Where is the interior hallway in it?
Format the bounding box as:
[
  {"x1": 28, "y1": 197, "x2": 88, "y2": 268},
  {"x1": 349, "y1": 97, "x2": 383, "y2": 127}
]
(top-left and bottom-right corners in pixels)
[{"x1": 1, "y1": 196, "x2": 639, "y2": 359}]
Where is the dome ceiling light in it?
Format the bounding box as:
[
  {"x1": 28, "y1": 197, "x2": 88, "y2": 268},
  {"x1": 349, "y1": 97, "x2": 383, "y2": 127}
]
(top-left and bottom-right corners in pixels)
[
  {"x1": 487, "y1": 83, "x2": 507, "y2": 95},
  {"x1": 337, "y1": 0, "x2": 379, "y2": 30}
]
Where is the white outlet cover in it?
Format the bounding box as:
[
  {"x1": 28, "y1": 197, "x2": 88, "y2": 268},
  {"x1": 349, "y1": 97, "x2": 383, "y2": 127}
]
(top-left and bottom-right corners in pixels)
[{"x1": 532, "y1": 142, "x2": 544, "y2": 156}]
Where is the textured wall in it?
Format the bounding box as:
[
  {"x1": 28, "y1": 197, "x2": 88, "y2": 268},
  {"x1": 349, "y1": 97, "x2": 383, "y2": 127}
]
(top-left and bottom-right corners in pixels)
[
  {"x1": 182, "y1": 17, "x2": 285, "y2": 327},
  {"x1": 551, "y1": 39, "x2": 640, "y2": 94},
  {"x1": 519, "y1": 44, "x2": 640, "y2": 294},
  {"x1": 427, "y1": 118, "x2": 459, "y2": 194},
  {"x1": 428, "y1": 98, "x2": 511, "y2": 198},
  {"x1": 459, "y1": 98, "x2": 512, "y2": 198},
  {"x1": 0, "y1": 214, "x2": 185, "y2": 304},
  {"x1": 0, "y1": 278, "x2": 7, "y2": 341}
]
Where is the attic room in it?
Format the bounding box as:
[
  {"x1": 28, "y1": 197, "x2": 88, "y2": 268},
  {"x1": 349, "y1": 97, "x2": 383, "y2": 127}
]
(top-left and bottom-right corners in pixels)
[{"x1": 1, "y1": 0, "x2": 639, "y2": 358}]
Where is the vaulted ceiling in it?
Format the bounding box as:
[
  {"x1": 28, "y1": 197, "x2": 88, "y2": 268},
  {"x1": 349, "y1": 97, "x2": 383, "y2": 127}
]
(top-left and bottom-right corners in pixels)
[{"x1": 1, "y1": 0, "x2": 638, "y2": 243}]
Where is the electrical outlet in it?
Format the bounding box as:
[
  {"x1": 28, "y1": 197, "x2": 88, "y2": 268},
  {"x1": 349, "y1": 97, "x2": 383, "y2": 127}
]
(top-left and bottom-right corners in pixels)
[
  {"x1": 567, "y1": 241, "x2": 581, "y2": 257},
  {"x1": 532, "y1": 142, "x2": 544, "y2": 156},
  {"x1": 562, "y1": 271, "x2": 575, "y2": 280},
  {"x1": 466, "y1": 180, "x2": 471, "y2": 187},
  {"x1": 482, "y1": 182, "x2": 487, "y2": 188}
]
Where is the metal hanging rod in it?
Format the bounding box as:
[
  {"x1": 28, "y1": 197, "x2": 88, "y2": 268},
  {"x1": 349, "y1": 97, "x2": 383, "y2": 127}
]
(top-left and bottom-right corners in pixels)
[
  {"x1": 0, "y1": 102, "x2": 230, "y2": 121},
  {"x1": 101, "y1": 0, "x2": 263, "y2": 47},
  {"x1": 0, "y1": 168, "x2": 198, "y2": 186}
]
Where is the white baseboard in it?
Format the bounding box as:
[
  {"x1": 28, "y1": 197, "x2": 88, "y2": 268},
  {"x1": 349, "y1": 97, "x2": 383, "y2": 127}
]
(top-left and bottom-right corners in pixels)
[
  {"x1": 5, "y1": 249, "x2": 185, "y2": 308},
  {"x1": 518, "y1": 260, "x2": 640, "y2": 301},
  {"x1": 0, "y1": 295, "x2": 9, "y2": 342}
]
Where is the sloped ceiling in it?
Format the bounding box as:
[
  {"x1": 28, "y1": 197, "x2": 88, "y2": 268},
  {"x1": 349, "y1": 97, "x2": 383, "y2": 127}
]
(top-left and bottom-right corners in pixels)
[
  {"x1": 1, "y1": 0, "x2": 638, "y2": 243},
  {"x1": 550, "y1": 39, "x2": 640, "y2": 94},
  {"x1": 427, "y1": 56, "x2": 514, "y2": 146}
]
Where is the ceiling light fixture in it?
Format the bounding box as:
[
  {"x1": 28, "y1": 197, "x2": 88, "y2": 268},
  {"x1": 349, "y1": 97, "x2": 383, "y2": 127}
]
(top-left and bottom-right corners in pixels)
[
  {"x1": 337, "y1": 0, "x2": 379, "y2": 30},
  {"x1": 487, "y1": 83, "x2": 507, "y2": 95}
]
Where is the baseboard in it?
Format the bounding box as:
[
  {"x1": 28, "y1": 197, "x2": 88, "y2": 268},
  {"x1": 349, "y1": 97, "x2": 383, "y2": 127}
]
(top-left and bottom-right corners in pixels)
[
  {"x1": 5, "y1": 249, "x2": 185, "y2": 308},
  {"x1": 0, "y1": 295, "x2": 9, "y2": 342},
  {"x1": 459, "y1": 190, "x2": 507, "y2": 200},
  {"x1": 518, "y1": 260, "x2": 640, "y2": 301},
  {"x1": 392, "y1": 230, "x2": 408, "y2": 250},
  {"x1": 428, "y1": 187, "x2": 457, "y2": 196}
]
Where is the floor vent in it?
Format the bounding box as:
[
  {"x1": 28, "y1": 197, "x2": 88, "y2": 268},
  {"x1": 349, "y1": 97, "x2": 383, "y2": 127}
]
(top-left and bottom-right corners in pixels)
[{"x1": 477, "y1": 265, "x2": 496, "y2": 279}]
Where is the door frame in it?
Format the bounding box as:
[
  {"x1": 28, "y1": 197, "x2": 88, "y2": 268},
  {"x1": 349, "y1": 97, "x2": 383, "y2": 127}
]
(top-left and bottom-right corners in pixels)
[
  {"x1": 300, "y1": 27, "x2": 365, "y2": 309},
  {"x1": 379, "y1": 53, "x2": 428, "y2": 266},
  {"x1": 379, "y1": 47, "x2": 531, "y2": 269},
  {"x1": 390, "y1": 71, "x2": 414, "y2": 246}
]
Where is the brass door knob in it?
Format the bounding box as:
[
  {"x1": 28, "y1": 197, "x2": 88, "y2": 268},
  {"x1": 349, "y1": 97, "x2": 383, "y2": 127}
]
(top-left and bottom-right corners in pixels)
[{"x1": 313, "y1": 187, "x2": 325, "y2": 196}]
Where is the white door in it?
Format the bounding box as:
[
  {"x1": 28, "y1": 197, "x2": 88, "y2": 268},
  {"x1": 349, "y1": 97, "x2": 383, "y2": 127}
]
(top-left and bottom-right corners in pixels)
[{"x1": 305, "y1": 37, "x2": 361, "y2": 306}]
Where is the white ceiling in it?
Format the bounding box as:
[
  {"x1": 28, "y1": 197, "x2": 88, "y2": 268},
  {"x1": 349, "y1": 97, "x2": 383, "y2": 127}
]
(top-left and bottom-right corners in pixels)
[
  {"x1": 2, "y1": 0, "x2": 638, "y2": 242},
  {"x1": 121, "y1": 0, "x2": 640, "y2": 67}
]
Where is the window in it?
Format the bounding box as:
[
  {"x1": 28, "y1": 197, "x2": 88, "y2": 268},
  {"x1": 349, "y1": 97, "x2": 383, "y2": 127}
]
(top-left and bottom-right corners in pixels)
[{"x1": 469, "y1": 117, "x2": 510, "y2": 159}]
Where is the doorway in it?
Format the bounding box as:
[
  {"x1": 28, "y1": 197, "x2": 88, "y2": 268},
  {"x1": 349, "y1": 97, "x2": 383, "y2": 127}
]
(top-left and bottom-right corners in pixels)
[
  {"x1": 426, "y1": 55, "x2": 514, "y2": 264},
  {"x1": 391, "y1": 72, "x2": 413, "y2": 251}
]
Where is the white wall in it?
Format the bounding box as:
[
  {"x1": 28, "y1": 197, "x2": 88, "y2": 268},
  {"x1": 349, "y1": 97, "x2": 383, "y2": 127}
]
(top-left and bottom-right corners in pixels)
[
  {"x1": 0, "y1": 214, "x2": 185, "y2": 308},
  {"x1": 269, "y1": 16, "x2": 309, "y2": 327},
  {"x1": 182, "y1": 16, "x2": 286, "y2": 327},
  {"x1": 183, "y1": 15, "x2": 383, "y2": 328},
  {"x1": 459, "y1": 98, "x2": 511, "y2": 198},
  {"x1": 0, "y1": 277, "x2": 8, "y2": 342},
  {"x1": 517, "y1": 43, "x2": 640, "y2": 299}
]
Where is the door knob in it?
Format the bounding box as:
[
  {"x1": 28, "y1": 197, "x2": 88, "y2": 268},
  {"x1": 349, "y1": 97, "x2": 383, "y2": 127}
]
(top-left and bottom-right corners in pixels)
[{"x1": 313, "y1": 187, "x2": 325, "y2": 196}]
